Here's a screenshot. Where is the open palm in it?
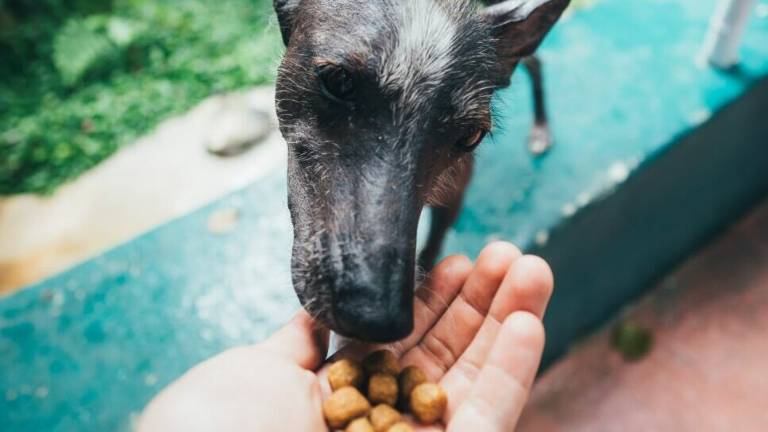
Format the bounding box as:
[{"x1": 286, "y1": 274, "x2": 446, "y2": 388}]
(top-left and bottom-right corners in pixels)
[{"x1": 139, "y1": 242, "x2": 553, "y2": 432}]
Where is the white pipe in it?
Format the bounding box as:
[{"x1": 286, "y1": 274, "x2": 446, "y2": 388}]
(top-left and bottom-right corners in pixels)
[{"x1": 701, "y1": 0, "x2": 756, "y2": 68}]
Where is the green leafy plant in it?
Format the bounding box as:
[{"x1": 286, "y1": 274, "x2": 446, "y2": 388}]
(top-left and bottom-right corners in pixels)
[
  {"x1": 53, "y1": 18, "x2": 112, "y2": 84},
  {"x1": 53, "y1": 15, "x2": 146, "y2": 85},
  {"x1": 0, "y1": 0, "x2": 282, "y2": 195}
]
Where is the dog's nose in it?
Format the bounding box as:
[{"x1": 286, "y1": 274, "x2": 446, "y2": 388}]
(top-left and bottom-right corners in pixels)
[
  {"x1": 335, "y1": 302, "x2": 413, "y2": 343},
  {"x1": 328, "y1": 245, "x2": 415, "y2": 342},
  {"x1": 331, "y1": 263, "x2": 414, "y2": 342}
]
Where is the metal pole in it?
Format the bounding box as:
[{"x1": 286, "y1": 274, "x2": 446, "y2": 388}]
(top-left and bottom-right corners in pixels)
[{"x1": 701, "y1": 0, "x2": 756, "y2": 68}]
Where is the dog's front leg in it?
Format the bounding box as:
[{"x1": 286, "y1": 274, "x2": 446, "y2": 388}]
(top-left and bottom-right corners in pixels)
[
  {"x1": 523, "y1": 55, "x2": 553, "y2": 155},
  {"x1": 418, "y1": 159, "x2": 474, "y2": 272}
]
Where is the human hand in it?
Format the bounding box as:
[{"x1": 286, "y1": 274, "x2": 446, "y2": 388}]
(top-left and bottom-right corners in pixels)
[{"x1": 138, "y1": 242, "x2": 553, "y2": 431}]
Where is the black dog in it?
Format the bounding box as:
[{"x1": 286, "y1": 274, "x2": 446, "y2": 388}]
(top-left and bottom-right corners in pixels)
[{"x1": 273, "y1": 0, "x2": 570, "y2": 342}]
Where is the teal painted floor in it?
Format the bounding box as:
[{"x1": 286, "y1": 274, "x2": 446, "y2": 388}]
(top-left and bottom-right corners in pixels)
[{"x1": 2, "y1": 1, "x2": 768, "y2": 430}]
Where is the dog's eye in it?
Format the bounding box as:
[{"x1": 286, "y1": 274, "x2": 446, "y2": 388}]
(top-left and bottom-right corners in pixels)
[
  {"x1": 316, "y1": 64, "x2": 355, "y2": 103},
  {"x1": 458, "y1": 128, "x2": 487, "y2": 152}
]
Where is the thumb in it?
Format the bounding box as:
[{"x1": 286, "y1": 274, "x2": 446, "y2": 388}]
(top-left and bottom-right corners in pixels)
[{"x1": 258, "y1": 310, "x2": 330, "y2": 370}]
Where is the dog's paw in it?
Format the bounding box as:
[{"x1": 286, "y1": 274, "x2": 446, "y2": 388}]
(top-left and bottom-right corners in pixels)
[{"x1": 527, "y1": 123, "x2": 553, "y2": 156}]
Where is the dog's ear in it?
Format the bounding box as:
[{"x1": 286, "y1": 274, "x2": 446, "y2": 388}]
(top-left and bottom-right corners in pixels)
[
  {"x1": 274, "y1": 0, "x2": 300, "y2": 45},
  {"x1": 482, "y1": 0, "x2": 570, "y2": 80}
]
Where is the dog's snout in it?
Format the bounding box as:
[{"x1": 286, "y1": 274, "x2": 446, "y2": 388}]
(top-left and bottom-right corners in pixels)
[
  {"x1": 335, "y1": 303, "x2": 413, "y2": 343},
  {"x1": 330, "y1": 251, "x2": 415, "y2": 342}
]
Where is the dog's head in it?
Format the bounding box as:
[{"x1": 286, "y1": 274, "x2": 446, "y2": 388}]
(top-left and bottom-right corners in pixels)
[{"x1": 274, "y1": 0, "x2": 569, "y2": 342}]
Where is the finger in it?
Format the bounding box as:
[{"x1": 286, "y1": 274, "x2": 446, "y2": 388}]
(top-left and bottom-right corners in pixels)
[
  {"x1": 441, "y1": 255, "x2": 553, "y2": 417},
  {"x1": 489, "y1": 255, "x2": 553, "y2": 320},
  {"x1": 390, "y1": 254, "x2": 473, "y2": 355},
  {"x1": 258, "y1": 310, "x2": 330, "y2": 370},
  {"x1": 399, "y1": 242, "x2": 522, "y2": 381},
  {"x1": 447, "y1": 312, "x2": 545, "y2": 432},
  {"x1": 324, "y1": 255, "x2": 473, "y2": 363}
]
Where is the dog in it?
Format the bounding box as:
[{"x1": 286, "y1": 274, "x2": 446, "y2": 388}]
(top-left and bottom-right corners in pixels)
[{"x1": 273, "y1": 0, "x2": 570, "y2": 342}]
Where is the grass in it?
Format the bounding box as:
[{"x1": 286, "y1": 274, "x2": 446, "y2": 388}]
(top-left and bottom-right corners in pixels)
[{"x1": 0, "y1": 0, "x2": 283, "y2": 195}]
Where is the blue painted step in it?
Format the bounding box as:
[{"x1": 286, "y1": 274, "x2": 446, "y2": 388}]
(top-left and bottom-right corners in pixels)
[{"x1": 2, "y1": 0, "x2": 767, "y2": 430}]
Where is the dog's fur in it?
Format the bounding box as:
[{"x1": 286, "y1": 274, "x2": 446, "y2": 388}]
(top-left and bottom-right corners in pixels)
[{"x1": 274, "y1": 0, "x2": 570, "y2": 342}]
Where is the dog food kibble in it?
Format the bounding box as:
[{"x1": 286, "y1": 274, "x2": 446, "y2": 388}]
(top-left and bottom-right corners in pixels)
[
  {"x1": 409, "y1": 383, "x2": 447, "y2": 424},
  {"x1": 345, "y1": 417, "x2": 375, "y2": 432},
  {"x1": 362, "y1": 350, "x2": 400, "y2": 376},
  {"x1": 367, "y1": 373, "x2": 398, "y2": 406},
  {"x1": 386, "y1": 422, "x2": 414, "y2": 432},
  {"x1": 369, "y1": 404, "x2": 401, "y2": 432},
  {"x1": 397, "y1": 366, "x2": 427, "y2": 408},
  {"x1": 323, "y1": 387, "x2": 372, "y2": 429},
  {"x1": 328, "y1": 358, "x2": 365, "y2": 391},
  {"x1": 322, "y1": 350, "x2": 447, "y2": 430}
]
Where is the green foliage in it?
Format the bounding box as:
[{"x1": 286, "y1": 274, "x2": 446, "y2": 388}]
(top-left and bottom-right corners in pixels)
[
  {"x1": 53, "y1": 17, "x2": 115, "y2": 85},
  {"x1": 0, "y1": 0, "x2": 282, "y2": 195}
]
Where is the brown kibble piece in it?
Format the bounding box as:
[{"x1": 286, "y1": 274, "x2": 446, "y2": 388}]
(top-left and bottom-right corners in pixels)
[
  {"x1": 368, "y1": 373, "x2": 398, "y2": 406},
  {"x1": 328, "y1": 358, "x2": 365, "y2": 391},
  {"x1": 369, "y1": 404, "x2": 401, "y2": 432},
  {"x1": 346, "y1": 417, "x2": 375, "y2": 432},
  {"x1": 409, "y1": 383, "x2": 447, "y2": 424},
  {"x1": 363, "y1": 350, "x2": 400, "y2": 376},
  {"x1": 397, "y1": 366, "x2": 427, "y2": 409},
  {"x1": 323, "y1": 387, "x2": 372, "y2": 429},
  {"x1": 386, "y1": 422, "x2": 414, "y2": 432}
]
